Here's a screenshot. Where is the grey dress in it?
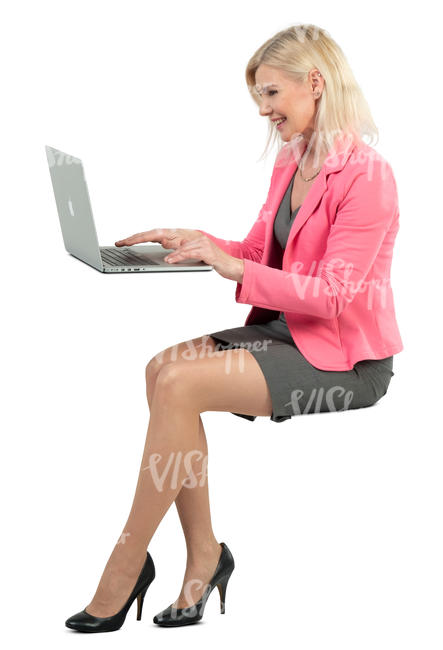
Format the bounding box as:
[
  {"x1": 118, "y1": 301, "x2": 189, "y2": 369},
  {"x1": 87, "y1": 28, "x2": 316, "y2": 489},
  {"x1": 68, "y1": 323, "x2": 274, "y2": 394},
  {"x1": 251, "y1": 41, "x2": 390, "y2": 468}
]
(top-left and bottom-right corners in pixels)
[{"x1": 208, "y1": 168, "x2": 395, "y2": 423}]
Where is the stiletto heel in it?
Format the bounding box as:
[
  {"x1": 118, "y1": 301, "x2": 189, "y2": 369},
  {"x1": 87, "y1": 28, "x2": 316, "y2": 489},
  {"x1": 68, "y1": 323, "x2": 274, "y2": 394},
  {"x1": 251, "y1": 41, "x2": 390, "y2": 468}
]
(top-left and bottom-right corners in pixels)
[
  {"x1": 65, "y1": 551, "x2": 155, "y2": 633},
  {"x1": 136, "y1": 584, "x2": 149, "y2": 621},
  {"x1": 216, "y1": 570, "x2": 232, "y2": 614},
  {"x1": 153, "y1": 542, "x2": 235, "y2": 627}
]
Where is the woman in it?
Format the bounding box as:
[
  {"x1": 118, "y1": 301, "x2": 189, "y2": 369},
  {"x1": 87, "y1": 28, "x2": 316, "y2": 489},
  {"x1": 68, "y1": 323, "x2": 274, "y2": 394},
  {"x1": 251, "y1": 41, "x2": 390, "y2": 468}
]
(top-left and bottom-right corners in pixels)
[{"x1": 65, "y1": 24, "x2": 403, "y2": 632}]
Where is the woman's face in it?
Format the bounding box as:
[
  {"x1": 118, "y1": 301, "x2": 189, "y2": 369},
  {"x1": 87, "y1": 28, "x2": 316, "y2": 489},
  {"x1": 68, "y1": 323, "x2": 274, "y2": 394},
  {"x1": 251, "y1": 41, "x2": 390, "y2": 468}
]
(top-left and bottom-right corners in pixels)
[{"x1": 254, "y1": 64, "x2": 323, "y2": 145}]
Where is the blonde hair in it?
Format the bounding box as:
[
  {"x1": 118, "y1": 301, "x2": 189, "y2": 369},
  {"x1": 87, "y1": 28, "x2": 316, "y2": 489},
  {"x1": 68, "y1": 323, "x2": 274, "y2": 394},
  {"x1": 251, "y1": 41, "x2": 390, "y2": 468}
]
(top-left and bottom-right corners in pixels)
[{"x1": 245, "y1": 24, "x2": 379, "y2": 161}]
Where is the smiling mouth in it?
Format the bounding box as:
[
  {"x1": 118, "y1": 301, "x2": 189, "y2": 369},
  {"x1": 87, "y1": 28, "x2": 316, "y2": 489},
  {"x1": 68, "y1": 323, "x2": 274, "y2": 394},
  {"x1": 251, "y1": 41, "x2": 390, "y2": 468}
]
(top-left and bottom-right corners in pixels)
[{"x1": 274, "y1": 118, "x2": 287, "y2": 128}]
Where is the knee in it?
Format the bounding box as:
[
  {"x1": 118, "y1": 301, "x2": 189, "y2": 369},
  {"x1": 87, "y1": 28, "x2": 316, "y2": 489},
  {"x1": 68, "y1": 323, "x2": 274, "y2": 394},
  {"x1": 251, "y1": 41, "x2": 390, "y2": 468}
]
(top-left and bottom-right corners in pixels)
[
  {"x1": 154, "y1": 363, "x2": 191, "y2": 403},
  {"x1": 145, "y1": 343, "x2": 187, "y2": 383},
  {"x1": 145, "y1": 356, "x2": 161, "y2": 384},
  {"x1": 145, "y1": 355, "x2": 171, "y2": 403},
  {"x1": 145, "y1": 346, "x2": 174, "y2": 380}
]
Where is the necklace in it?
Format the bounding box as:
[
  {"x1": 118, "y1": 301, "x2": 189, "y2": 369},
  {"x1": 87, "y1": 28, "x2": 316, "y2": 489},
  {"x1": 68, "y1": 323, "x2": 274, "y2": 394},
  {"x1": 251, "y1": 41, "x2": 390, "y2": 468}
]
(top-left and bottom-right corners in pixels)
[{"x1": 298, "y1": 149, "x2": 323, "y2": 182}]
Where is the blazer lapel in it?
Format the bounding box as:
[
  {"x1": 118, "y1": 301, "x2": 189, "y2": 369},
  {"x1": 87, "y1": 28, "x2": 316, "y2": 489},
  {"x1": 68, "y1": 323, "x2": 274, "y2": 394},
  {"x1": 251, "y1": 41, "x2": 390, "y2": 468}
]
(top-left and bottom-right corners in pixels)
[{"x1": 262, "y1": 134, "x2": 357, "y2": 268}]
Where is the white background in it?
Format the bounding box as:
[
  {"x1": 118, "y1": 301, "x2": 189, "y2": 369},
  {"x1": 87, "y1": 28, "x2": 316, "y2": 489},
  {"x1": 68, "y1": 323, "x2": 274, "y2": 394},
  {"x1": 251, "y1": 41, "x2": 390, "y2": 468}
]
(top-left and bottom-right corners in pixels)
[{"x1": 1, "y1": 1, "x2": 442, "y2": 648}]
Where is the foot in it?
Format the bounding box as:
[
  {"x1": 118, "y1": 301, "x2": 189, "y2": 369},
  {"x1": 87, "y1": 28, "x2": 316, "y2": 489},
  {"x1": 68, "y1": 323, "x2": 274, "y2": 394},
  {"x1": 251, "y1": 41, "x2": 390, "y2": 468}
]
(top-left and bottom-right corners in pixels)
[
  {"x1": 84, "y1": 547, "x2": 147, "y2": 618},
  {"x1": 171, "y1": 541, "x2": 222, "y2": 610}
]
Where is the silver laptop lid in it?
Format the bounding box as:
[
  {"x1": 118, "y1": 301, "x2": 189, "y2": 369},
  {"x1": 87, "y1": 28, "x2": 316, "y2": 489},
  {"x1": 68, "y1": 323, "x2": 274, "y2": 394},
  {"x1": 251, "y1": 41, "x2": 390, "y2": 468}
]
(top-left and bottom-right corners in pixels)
[{"x1": 45, "y1": 146, "x2": 103, "y2": 271}]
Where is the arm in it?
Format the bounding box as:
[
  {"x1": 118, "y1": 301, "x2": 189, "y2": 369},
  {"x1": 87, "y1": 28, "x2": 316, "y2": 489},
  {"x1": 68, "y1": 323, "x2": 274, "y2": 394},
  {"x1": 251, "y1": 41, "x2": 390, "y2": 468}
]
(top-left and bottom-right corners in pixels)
[{"x1": 235, "y1": 162, "x2": 398, "y2": 319}]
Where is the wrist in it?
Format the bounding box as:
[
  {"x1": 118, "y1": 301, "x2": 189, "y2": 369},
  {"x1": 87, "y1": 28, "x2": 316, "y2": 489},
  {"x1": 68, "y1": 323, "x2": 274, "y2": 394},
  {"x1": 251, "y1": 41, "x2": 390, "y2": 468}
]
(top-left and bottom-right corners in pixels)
[{"x1": 234, "y1": 259, "x2": 244, "y2": 283}]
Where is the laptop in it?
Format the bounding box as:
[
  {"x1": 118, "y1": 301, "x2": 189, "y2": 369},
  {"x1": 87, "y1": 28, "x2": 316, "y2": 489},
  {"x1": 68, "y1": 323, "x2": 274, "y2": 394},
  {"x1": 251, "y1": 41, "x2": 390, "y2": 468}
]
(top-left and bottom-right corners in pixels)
[{"x1": 45, "y1": 145, "x2": 213, "y2": 273}]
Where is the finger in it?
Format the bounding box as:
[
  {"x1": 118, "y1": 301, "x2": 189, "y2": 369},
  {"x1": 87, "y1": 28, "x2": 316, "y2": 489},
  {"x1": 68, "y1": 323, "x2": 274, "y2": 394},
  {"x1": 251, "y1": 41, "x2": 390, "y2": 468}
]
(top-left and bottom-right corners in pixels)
[
  {"x1": 165, "y1": 253, "x2": 197, "y2": 263},
  {"x1": 164, "y1": 245, "x2": 202, "y2": 263},
  {"x1": 115, "y1": 229, "x2": 162, "y2": 247},
  {"x1": 115, "y1": 233, "x2": 144, "y2": 246},
  {"x1": 170, "y1": 239, "x2": 201, "y2": 253},
  {"x1": 165, "y1": 242, "x2": 199, "y2": 259},
  {"x1": 115, "y1": 232, "x2": 150, "y2": 246}
]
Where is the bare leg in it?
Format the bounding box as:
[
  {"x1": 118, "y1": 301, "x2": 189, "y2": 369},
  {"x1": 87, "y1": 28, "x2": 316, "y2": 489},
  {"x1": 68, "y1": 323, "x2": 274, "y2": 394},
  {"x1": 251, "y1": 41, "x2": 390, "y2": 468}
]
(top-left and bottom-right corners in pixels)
[
  {"x1": 171, "y1": 422, "x2": 223, "y2": 608},
  {"x1": 85, "y1": 377, "x2": 202, "y2": 617},
  {"x1": 145, "y1": 336, "x2": 223, "y2": 609},
  {"x1": 85, "y1": 336, "x2": 272, "y2": 616}
]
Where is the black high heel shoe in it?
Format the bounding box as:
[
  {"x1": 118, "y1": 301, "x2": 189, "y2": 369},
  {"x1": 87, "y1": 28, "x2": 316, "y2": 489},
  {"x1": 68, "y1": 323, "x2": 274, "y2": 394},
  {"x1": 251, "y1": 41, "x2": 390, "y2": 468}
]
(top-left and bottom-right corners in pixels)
[
  {"x1": 153, "y1": 542, "x2": 234, "y2": 627},
  {"x1": 65, "y1": 550, "x2": 155, "y2": 633}
]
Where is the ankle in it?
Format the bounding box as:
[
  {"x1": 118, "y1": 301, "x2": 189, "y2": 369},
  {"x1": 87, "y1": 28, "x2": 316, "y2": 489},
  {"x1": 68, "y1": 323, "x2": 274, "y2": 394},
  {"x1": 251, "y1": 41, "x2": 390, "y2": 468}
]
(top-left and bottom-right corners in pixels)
[
  {"x1": 108, "y1": 542, "x2": 147, "y2": 575},
  {"x1": 186, "y1": 539, "x2": 221, "y2": 564}
]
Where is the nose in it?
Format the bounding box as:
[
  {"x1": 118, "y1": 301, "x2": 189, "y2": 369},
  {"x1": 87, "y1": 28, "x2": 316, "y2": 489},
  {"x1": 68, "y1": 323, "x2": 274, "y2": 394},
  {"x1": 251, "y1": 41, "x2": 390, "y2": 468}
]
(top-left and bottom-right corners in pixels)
[{"x1": 259, "y1": 103, "x2": 272, "y2": 117}]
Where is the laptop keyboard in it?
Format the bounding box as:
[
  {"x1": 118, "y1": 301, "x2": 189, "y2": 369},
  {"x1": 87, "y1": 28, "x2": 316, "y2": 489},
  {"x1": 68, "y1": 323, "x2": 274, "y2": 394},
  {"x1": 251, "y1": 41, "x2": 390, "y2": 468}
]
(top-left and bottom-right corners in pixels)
[{"x1": 101, "y1": 248, "x2": 159, "y2": 266}]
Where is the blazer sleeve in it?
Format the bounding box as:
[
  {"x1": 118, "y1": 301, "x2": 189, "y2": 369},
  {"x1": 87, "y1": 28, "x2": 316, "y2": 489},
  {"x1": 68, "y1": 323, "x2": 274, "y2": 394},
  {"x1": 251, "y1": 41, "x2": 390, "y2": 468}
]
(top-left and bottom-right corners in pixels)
[{"x1": 235, "y1": 159, "x2": 398, "y2": 319}]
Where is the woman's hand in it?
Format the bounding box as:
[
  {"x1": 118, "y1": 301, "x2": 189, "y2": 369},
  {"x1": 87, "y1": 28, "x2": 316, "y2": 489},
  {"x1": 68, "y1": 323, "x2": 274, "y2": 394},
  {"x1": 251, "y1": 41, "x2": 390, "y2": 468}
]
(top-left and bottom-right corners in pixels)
[
  {"x1": 115, "y1": 228, "x2": 201, "y2": 251},
  {"x1": 164, "y1": 235, "x2": 244, "y2": 283}
]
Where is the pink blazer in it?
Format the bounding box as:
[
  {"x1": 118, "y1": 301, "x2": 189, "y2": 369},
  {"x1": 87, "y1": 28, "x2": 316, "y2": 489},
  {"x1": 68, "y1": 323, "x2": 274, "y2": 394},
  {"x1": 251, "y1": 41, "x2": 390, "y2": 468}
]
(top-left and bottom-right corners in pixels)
[{"x1": 197, "y1": 134, "x2": 404, "y2": 370}]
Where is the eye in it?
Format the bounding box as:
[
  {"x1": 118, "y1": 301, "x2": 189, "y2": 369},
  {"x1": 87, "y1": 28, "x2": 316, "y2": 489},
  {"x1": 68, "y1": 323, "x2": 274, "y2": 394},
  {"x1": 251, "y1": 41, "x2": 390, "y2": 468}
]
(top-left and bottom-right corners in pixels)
[{"x1": 268, "y1": 90, "x2": 277, "y2": 96}]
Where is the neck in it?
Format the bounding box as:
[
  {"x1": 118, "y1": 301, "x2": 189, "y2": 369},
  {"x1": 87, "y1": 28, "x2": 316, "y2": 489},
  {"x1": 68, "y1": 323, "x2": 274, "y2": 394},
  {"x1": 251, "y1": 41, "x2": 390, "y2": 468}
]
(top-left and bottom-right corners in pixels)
[
  {"x1": 300, "y1": 146, "x2": 327, "y2": 176},
  {"x1": 300, "y1": 134, "x2": 328, "y2": 167}
]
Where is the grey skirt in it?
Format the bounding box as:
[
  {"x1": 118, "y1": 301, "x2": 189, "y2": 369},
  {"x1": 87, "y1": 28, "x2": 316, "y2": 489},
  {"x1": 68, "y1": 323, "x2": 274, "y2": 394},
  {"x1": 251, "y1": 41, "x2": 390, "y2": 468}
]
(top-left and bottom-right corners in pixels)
[{"x1": 208, "y1": 317, "x2": 395, "y2": 423}]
